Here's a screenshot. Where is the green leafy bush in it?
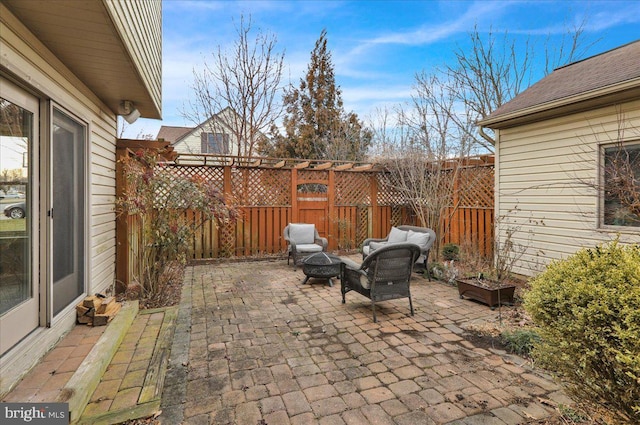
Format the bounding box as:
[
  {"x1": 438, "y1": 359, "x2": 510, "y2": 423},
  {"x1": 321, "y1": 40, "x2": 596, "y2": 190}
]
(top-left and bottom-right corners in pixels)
[
  {"x1": 524, "y1": 240, "x2": 640, "y2": 423},
  {"x1": 442, "y1": 243, "x2": 460, "y2": 261}
]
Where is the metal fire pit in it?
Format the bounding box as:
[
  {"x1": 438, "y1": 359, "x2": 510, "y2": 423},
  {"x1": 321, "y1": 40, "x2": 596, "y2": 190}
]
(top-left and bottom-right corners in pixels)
[{"x1": 302, "y1": 253, "x2": 342, "y2": 287}]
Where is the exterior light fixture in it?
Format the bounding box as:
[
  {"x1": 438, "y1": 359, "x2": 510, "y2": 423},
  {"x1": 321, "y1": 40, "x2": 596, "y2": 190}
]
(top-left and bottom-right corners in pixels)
[{"x1": 119, "y1": 100, "x2": 141, "y2": 124}]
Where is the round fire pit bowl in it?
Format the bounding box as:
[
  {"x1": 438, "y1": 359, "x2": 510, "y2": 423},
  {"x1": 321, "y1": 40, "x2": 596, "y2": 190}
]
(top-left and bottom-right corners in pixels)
[{"x1": 302, "y1": 253, "x2": 342, "y2": 287}]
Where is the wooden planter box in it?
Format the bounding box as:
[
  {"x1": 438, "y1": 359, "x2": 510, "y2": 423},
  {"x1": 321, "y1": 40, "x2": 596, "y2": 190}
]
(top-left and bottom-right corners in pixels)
[{"x1": 456, "y1": 278, "x2": 516, "y2": 309}]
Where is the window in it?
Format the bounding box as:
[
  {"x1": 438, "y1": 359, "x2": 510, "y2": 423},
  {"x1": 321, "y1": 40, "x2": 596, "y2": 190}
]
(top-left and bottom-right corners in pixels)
[
  {"x1": 201, "y1": 132, "x2": 229, "y2": 154},
  {"x1": 602, "y1": 142, "x2": 640, "y2": 227}
]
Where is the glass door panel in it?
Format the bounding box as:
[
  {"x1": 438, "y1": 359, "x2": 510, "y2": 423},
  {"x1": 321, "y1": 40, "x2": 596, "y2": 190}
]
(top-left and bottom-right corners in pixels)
[{"x1": 0, "y1": 78, "x2": 38, "y2": 355}]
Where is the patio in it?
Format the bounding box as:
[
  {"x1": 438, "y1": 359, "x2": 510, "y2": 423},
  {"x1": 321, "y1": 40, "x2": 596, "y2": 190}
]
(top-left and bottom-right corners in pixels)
[{"x1": 159, "y1": 256, "x2": 571, "y2": 425}]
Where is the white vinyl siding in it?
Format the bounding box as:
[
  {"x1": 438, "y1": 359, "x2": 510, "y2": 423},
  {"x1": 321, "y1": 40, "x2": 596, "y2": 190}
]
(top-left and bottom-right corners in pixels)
[
  {"x1": 104, "y1": 0, "x2": 162, "y2": 114},
  {"x1": 0, "y1": 7, "x2": 116, "y2": 395},
  {"x1": 496, "y1": 100, "x2": 640, "y2": 277}
]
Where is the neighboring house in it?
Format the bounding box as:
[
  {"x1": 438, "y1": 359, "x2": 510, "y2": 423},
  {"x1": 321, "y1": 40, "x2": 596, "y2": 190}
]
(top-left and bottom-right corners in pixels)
[
  {"x1": 158, "y1": 107, "x2": 265, "y2": 156},
  {"x1": 0, "y1": 1, "x2": 162, "y2": 396},
  {"x1": 479, "y1": 40, "x2": 640, "y2": 277}
]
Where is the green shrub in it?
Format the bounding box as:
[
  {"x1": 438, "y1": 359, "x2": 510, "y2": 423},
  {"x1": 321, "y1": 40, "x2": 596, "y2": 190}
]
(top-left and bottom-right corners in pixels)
[
  {"x1": 442, "y1": 243, "x2": 460, "y2": 261},
  {"x1": 523, "y1": 240, "x2": 640, "y2": 423},
  {"x1": 500, "y1": 329, "x2": 540, "y2": 357}
]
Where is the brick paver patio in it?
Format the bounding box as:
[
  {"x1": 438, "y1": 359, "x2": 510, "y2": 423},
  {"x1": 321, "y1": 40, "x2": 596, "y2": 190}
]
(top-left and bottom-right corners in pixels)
[{"x1": 159, "y1": 257, "x2": 572, "y2": 425}]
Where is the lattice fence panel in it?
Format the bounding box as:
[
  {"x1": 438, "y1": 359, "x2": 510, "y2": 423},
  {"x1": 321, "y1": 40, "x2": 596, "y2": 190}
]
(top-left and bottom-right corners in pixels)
[
  {"x1": 375, "y1": 173, "x2": 408, "y2": 206},
  {"x1": 230, "y1": 169, "x2": 245, "y2": 205},
  {"x1": 165, "y1": 164, "x2": 225, "y2": 191},
  {"x1": 356, "y1": 206, "x2": 368, "y2": 246},
  {"x1": 297, "y1": 170, "x2": 329, "y2": 184},
  {"x1": 335, "y1": 172, "x2": 370, "y2": 205},
  {"x1": 391, "y1": 205, "x2": 403, "y2": 227},
  {"x1": 231, "y1": 168, "x2": 291, "y2": 206},
  {"x1": 257, "y1": 168, "x2": 291, "y2": 206},
  {"x1": 219, "y1": 223, "x2": 236, "y2": 257},
  {"x1": 458, "y1": 166, "x2": 494, "y2": 208}
]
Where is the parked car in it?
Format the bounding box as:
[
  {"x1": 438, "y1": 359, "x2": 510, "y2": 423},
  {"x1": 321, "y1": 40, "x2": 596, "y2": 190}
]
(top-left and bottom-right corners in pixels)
[
  {"x1": 0, "y1": 192, "x2": 25, "y2": 199},
  {"x1": 4, "y1": 202, "x2": 26, "y2": 219}
]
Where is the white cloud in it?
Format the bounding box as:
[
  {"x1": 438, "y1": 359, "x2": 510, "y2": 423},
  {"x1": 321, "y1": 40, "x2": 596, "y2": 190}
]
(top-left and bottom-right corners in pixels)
[{"x1": 358, "y1": 1, "x2": 508, "y2": 48}]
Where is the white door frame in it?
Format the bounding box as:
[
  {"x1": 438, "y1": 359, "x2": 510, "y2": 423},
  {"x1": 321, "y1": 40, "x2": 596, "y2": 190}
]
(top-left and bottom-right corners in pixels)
[{"x1": 0, "y1": 76, "x2": 40, "y2": 355}]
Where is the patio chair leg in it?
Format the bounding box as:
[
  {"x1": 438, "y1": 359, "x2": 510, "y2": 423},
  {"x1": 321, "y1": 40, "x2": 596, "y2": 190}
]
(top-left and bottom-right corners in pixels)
[
  {"x1": 424, "y1": 258, "x2": 431, "y2": 281},
  {"x1": 409, "y1": 296, "x2": 414, "y2": 316},
  {"x1": 371, "y1": 301, "x2": 377, "y2": 323}
]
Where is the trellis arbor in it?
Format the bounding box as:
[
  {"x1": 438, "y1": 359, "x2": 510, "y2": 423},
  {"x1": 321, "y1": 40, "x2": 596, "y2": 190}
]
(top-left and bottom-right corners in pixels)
[{"x1": 115, "y1": 140, "x2": 494, "y2": 286}]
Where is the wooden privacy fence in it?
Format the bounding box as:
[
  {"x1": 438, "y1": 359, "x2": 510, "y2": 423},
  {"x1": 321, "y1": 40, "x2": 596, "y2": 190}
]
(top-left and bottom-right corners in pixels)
[{"x1": 115, "y1": 140, "x2": 494, "y2": 286}]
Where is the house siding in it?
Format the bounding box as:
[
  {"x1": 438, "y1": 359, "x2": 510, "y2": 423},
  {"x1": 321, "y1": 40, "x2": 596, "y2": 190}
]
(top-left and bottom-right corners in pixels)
[
  {"x1": 173, "y1": 109, "x2": 248, "y2": 155},
  {"x1": 0, "y1": 7, "x2": 117, "y2": 395},
  {"x1": 496, "y1": 100, "x2": 640, "y2": 277},
  {"x1": 104, "y1": 0, "x2": 162, "y2": 114}
]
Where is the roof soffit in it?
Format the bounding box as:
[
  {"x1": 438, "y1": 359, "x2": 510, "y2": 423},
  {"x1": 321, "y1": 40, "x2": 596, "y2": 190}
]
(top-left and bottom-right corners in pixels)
[{"x1": 2, "y1": 0, "x2": 161, "y2": 119}]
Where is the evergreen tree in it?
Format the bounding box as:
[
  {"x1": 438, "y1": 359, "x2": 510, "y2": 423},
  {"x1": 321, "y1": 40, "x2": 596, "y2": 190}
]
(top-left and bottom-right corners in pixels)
[{"x1": 263, "y1": 30, "x2": 370, "y2": 160}]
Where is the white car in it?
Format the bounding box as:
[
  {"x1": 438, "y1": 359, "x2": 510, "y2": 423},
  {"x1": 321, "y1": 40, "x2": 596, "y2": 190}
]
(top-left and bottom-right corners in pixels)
[
  {"x1": 0, "y1": 192, "x2": 25, "y2": 199},
  {"x1": 4, "y1": 201, "x2": 26, "y2": 219}
]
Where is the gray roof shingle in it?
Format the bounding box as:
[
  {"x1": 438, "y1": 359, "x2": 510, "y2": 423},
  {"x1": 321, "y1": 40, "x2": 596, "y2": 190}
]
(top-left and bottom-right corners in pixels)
[
  {"x1": 156, "y1": 126, "x2": 193, "y2": 144},
  {"x1": 484, "y1": 40, "x2": 640, "y2": 121}
]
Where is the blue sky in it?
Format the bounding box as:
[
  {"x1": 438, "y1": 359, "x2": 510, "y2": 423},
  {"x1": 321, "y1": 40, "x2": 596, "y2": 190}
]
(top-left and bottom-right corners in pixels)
[{"x1": 122, "y1": 0, "x2": 640, "y2": 139}]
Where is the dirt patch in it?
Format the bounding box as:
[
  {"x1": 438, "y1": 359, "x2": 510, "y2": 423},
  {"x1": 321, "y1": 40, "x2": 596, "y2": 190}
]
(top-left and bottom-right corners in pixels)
[
  {"x1": 281, "y1": 294, "x2": 297, "y2": 305},
  {"x1": 461, "y1": 330, "x2": 510, "y2": 353}
]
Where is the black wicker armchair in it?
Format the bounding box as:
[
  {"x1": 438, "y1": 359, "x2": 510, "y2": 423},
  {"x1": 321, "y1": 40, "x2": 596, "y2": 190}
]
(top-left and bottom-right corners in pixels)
[
  {"x1": 283, "y1": 223, "x2": 328, "y2": 268},
  {"x1": 341, "y1": 243, "x2": 420, "y2": 322}
]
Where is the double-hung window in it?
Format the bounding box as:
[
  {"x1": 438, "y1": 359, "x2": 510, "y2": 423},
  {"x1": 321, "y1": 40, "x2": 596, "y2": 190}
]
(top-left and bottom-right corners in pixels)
[
  {"x1": 602, "y1": 141, "x2": 640, "y2": 227},
  {"x1": 201, "y1": 132, "x2": 229, "y2": 154}
]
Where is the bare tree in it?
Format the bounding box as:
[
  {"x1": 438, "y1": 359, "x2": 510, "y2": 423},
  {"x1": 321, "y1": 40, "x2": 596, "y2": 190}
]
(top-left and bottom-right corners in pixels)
[
  {"x1": 445, "y1": 24, "x2": 591, "y2": 151},
  {"x1": 373, "y1": 74, "x2": 484, "y2": 259},
  {"x1": 183, "y1": 15, "x2": 285, "y2": 158}
]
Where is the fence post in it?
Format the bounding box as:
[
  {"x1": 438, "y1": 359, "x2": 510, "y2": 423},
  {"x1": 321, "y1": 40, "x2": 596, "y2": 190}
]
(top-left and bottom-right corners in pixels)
[
  {"x1": 328, "y1": 169, "x2": 336, "y2": 250},
  {"x1": 115, "y1": 145, "x2": 129, "y2": 292},
  {"x1": 370, "y1": 173, "x2": 378, "y2": 238},
  {"x1": 291, "y1": 168, "x2": 298, "y2": 223},
  {"x1": 451, "y1": 166, "x2": 461, "y2": 246}
]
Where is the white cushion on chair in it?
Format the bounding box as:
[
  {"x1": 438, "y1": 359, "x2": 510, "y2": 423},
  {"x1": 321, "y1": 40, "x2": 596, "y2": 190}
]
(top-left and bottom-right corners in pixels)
[
  {"x1": 360, "y1": 274, "x2": 371, "y2": 289},
  {"x1": 343, "y1": 258, "x2": 370, "y2": 289},
  {"x1": 289, "y1": 223, "x2": 315, "y2": 244},
  {"x1": 388, "y1": 226, "x2": 408, "y2": 243},
  {"x1": 406, "y1": 230, "x2": 430, "y2": 251},
  {"x1": 369, "y1": 241, "x2": 387, "y2": 252},
  {"x1": 296, "y1": 243, "x2": 324, "y2": 253}
]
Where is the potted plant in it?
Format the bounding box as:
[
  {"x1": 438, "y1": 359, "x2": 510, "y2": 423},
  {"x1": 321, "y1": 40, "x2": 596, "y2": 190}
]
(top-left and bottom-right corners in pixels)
[
  {"x1": 456, "y1": 272, "x2": 516, "y2": 309},
  {"x1": 456, "y1": 216, "x2": 527, "y2": 309}
]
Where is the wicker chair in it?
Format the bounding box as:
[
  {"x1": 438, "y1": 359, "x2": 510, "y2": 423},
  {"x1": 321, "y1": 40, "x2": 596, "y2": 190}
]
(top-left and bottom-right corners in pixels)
[
  {"x1": 283, "y1": 223, "x2": 328, "y2": 268},
  {"x1": 362, "y1": 225, "x2": 436, "y2": 280},
  {"x1": 341, "y1": 243, "x2": 420, "y2": 323}
]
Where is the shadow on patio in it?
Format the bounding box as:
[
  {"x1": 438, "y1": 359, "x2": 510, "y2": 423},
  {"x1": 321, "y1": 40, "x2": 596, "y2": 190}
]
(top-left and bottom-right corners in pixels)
[{"x1": 159, "y1": 256, "x2": 571, "y2": 425}]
